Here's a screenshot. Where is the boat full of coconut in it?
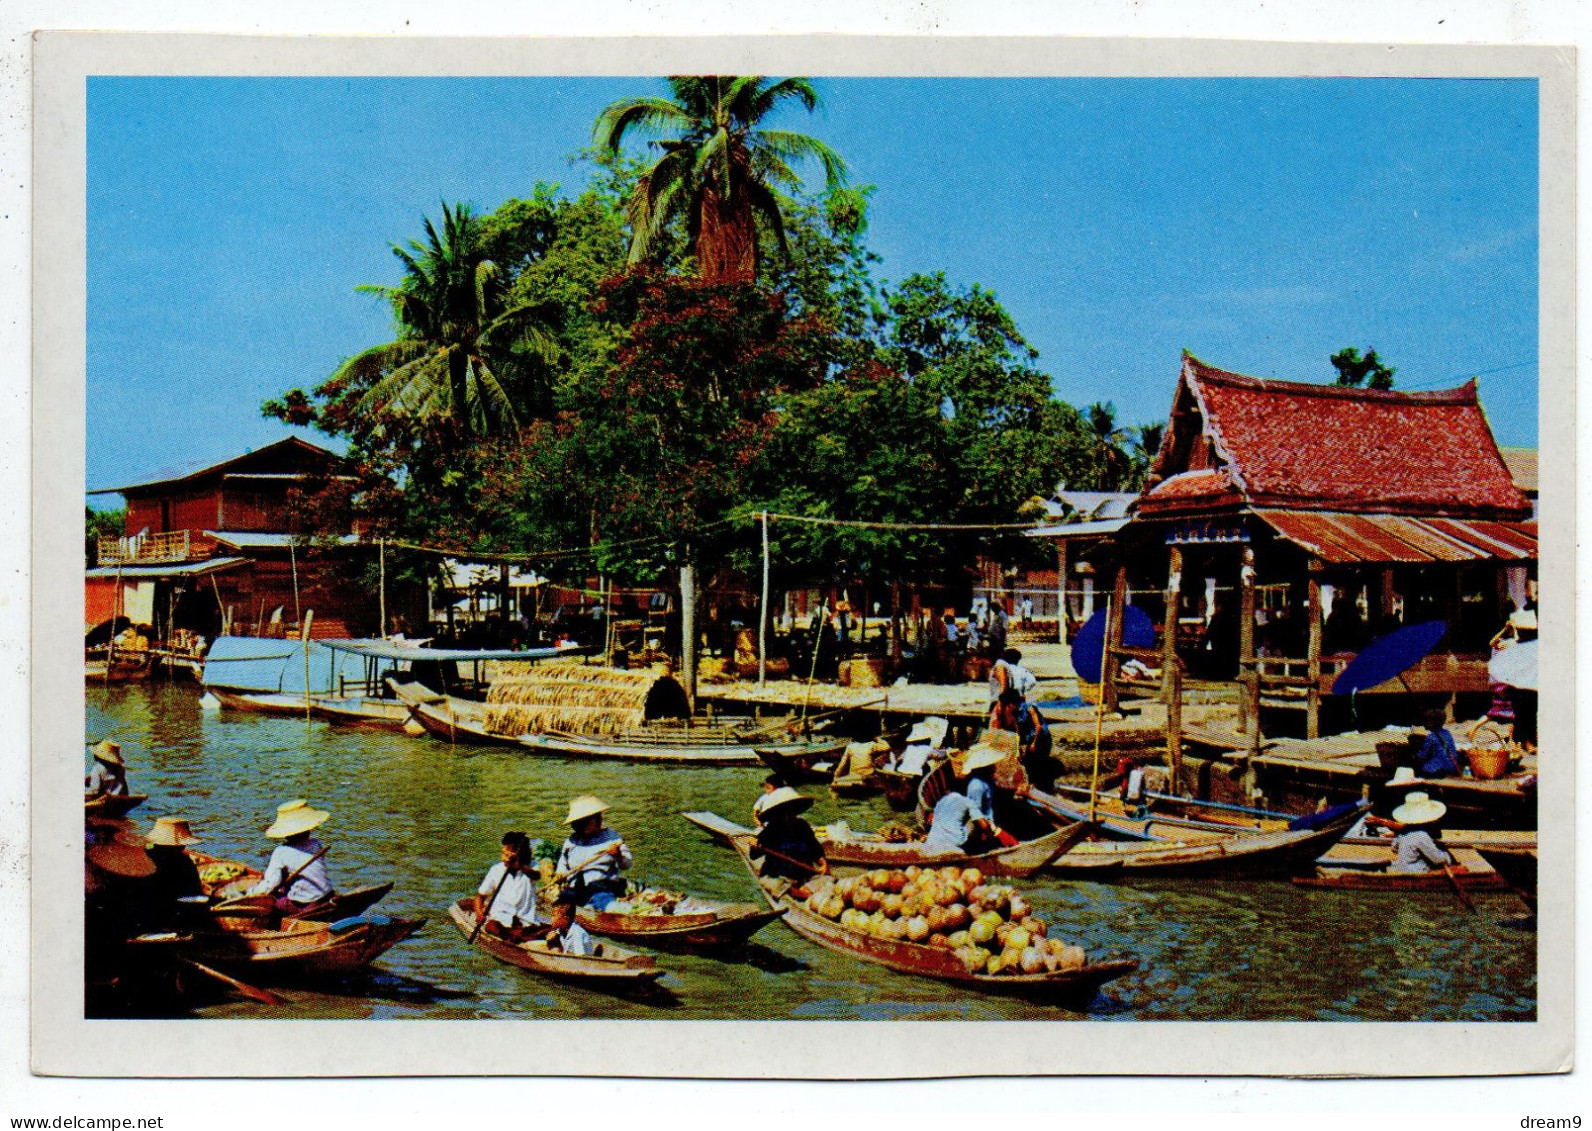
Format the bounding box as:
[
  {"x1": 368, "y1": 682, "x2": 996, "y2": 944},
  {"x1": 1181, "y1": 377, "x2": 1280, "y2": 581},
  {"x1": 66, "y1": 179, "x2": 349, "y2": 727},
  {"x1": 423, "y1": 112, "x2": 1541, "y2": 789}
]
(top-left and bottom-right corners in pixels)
[{"x1": 798, "y1": 864, "x2": 1087, "y2": 977}]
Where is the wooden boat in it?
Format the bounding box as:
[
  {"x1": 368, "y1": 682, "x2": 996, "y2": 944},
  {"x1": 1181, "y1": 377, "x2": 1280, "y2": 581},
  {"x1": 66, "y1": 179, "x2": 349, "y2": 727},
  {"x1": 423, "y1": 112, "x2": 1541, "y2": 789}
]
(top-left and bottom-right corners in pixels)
[
  {"x1": 1476, "y1": 846, "x2": 1537, "y2": 904},
  {"x1": 727, "y1": 838, "x2": 1138, "y2": 1004},
  {"x1": 1293, "y1": 846, "x2": 1510, "y2": 893},
  {"x1": 520, "y1": 728, "x2": 846, "y2": 767},
  {"x1": 191, "y1": 852, "x2": 394, "y2": 922},
  {"x1": 573, "y1": 898, "x2": 784, "y2": 950},
  {"x1": 85, "y1": 654, "x2": 152, "y2": 683},
  {"x1": 396, "y1": 688, "x2": 522, "y2": 746},
  {"x1": 682, "y1": 810, "x2": 1084, "y2": 879},
  {"x1": 84, "y1": 792, "x2": 147, "y2": 819},
  {"x1": 448, "y1": 900, "x2": 666, "y2": 986},
  {"x1": 754, "y1": 741, "x2": 841, "y2": 785},
  {"x1": 173, "y1": 913, "x2": 425, "y2": 975}
]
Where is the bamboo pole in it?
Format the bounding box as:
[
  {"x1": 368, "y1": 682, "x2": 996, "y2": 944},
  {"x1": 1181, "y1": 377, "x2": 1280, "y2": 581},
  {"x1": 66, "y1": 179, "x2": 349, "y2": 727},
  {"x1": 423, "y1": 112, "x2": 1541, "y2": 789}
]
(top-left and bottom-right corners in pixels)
[
  {"x1": 759, "y1": 510, "x2": 770, "y2": 687},
  {"x1": 301, "y1": 609, "x2": 315, "y2": 724},
  {"x1": 1238, "y1": 544, "x2": 1258, "y2": 745},
  {"x1": 1306, "y1": 558, "x2": 1324, "y2": 740},
  {"x1": 1105, "y1": 564, "x2": 1128, "y2": 712},
  {"x1": 288, "y1": 537, "x2": 302, "y2": 631},
  {"x1": 1162, "y1": 545, "x2": 1183, "y2": 790},
  {"x1": 379, "y1": 538, "x2": 387, "y2": 641},
  {"x1": 1088, "y1": 597, "x2": 1114, "y2": 826},
  {"x1": 1056, "y1": 539, "x2": 1068, "y2": 644}
]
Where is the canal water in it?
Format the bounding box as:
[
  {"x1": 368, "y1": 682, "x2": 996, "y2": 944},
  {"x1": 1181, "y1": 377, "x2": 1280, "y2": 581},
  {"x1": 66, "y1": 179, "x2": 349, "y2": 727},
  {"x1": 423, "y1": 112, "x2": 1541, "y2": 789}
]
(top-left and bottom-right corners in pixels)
[{"x1": 88, "y1": 683, "x2": 1537, "y2": 1022}]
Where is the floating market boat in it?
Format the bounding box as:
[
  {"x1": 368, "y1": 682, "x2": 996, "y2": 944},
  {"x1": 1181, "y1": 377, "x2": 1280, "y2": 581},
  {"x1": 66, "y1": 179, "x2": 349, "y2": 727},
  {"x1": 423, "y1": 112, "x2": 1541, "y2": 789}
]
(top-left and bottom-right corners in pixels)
[
  {"x1": 447, "y1": 900, "x2": 667, "y2": 987},
  {"x1": 1292, "y1": 856, "x2": 1510, "y2": 893},
  {"x1": 520, "y1": 727, "x2": 847, "y2": 766},
  {"x1": 570, "y1": 894, "x2": 784, "y2": 950},
  {"x1": 683, "y1": 810, "x2": 1084, "y2": 879},
  {"x1": 84, "y1": 792, "x2": 147, "y2": 819},
  {"x1": 192, "y1": 852, "x2": 395, "y2": 922},
  {"x1": 726, "y1": 838, "x2": 1138, "y2": 1004},
  {"x1": 1475, "y1": 846, "x2": 1537, "y2": 905},
  {"x1": 150, "y1": 913, "x2": 425, "y2": 977}
]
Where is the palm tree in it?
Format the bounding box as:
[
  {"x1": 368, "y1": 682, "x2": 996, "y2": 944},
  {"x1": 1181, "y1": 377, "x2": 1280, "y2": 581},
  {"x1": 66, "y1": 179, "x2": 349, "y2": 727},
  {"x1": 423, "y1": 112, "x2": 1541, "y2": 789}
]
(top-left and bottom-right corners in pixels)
[
  {"x1": 1085, "y1": 401, "x2": 1132, "y2": 491},
  {"x1": 593, "y1": 76, "x2": 848, "y2": 283},
  {"x1": 1128, "y1": 421, "x2": 1166, "y2": 488},
  {"x1": 338, "y1": 202, "x2": 557, "y2": 443}
]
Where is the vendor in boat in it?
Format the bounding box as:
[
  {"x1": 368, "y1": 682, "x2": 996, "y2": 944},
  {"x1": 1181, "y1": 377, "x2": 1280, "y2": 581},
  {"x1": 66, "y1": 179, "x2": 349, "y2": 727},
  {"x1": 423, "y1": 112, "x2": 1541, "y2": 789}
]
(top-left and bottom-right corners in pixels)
[
  {"x1": 751, "y1": 787, "x2": 828, "y2": 883},
  {"x1": 556, "y1": 795, "x2": 633, "y2": 911},
  {"x1": 474, "y1": 831, "x2": 543, "y2": 941},
  {"x1": 1413, "y1": 709, "x2": 1464, "y2": 779},
  {"x1": 924, "y1": 744, "x2": 1018, "y2": 851},
  {"x1": 1365, "y1": 792, "x2": 1457, "y2": 875},
  {"x1": 544, "y1": 888, "x2": 600, "y2": 956},
  {"x1": 85, "y1": 740, "x2": 130, "y2": 799},
  {"x1": 249, "y1": 800, "x2": 336, "y2": 913},
  {"x1": 752, "y1": 772, "x2": 790, "y2": 827},
  {"x1": 142, "y1": 816, "x2": 207, "y2": 929},
  {"x1": 990, "y1": 689, "x2": 1057, "y2": 793}
]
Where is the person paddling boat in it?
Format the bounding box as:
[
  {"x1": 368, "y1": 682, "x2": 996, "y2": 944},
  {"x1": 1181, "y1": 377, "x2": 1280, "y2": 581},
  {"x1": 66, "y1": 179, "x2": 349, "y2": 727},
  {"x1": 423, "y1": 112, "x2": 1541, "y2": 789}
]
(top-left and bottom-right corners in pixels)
[
  {"x1": 555, "y1": 796, "x2": 632, "y2": 911},
  {"x1": 248, "y1": 800, "x2": 336, "y2": 913},
  {"x1": 85, "y1": 740, "x2": 130, "y2": 799},
  {"x1": 473, "y1": 831, "x2": 543, "y2": 941},
  {"x1": 750, "y1": 787, "x2": 828, "y2": 884},
  {"x1": 1365, "y1": 792, "x2": 1458, "y2": 875},
  {"x1": 924, "y1": 743, "x2": 1018, "y2": 852}
]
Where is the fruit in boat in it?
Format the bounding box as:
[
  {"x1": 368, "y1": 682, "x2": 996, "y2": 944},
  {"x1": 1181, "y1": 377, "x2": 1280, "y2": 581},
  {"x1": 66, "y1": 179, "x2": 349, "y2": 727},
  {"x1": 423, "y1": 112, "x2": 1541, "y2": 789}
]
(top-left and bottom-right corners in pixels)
[
  {"x1": 955, "y1": 946, "x2": 988, "y2": 974},
  {"x1": 1008, "y1": 894, "x2": 1031, "y2": 921},
  {"x1": 1020, "y1": 947, "x2": 1045, "y2": 975},
  {"x1": 934, "y1": 885, "x2": 961, "y2": 908},
  {"x1": 905, "y1": 915, "x2": 930, "y2": 943},
  {"x1": 928, "y1": 932, "x2": 950, "y2": 949},
  {"x1": 869, "y1": 869, "x2": 891, "y2": 888},
  {"x1": 1006, "y1": 926, "x2": 1031, "y2": 951},
  {"x1": 994, "y1": 922, "x2": 1014, "y2": 948},
  {"x1": 938, "y1": 866, "x2": 960, "y2": 883},
  {"x1": 905, "y1": 865, "x2": 922, "y2": 881},
  {"x1": 959, "y1": 867, "x2": 983, "y2": 888},
  {"x1": 885, "y1": 872, "x2": 907, "y2": 894},
  {"x1": 947, "y1": 930, "x2": 970, "y2": 949},
  {"x1": 882, "y1": 893, "x2": 904, "y2": 918},
  {"x1": 968, "y1": 918, "x2": 995, "y2": 945},
  {"x1": 1021, "y1": 916, "x2": 1047, "y2": 937}
]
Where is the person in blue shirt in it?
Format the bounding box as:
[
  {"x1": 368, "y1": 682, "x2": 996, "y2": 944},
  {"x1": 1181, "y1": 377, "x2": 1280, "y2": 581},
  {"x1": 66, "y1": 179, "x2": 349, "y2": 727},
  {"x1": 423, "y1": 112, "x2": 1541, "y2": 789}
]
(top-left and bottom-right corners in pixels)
[
  {"x1": 925, "y1": 743, "x2": 1018, "y2": 850},
  {"x1": 752, "y1": 788, "x2": 828, "y2": 883},
  {"x1": 1414, "y1": 709, "x2": 1464, "y2": 779}
]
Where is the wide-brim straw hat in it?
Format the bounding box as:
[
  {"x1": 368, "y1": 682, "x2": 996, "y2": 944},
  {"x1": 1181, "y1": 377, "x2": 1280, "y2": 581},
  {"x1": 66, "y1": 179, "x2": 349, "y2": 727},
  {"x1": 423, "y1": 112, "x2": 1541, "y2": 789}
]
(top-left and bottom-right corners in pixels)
[
  {"x1": 91, "y1": 740, "x2": 124, "y2": 766},
  {"x1": 563, "y1": 795, "x2": 611, "y2": 825},
  {"x1": 87, "y1": 829, "x2": 155, "y2": 878},
  {"x1": 1389, "y1": 766, "x2": 1418, "y2": 786},
  {"x1": 961, "y1": 743, "x2": 1005, "y2": 775},
  {"x1": 145, "y1": 817, "x2": 202, "y2": 847},
  {"x1": 761, "y1": 786, "x2": 814, "y2": 815},
  {"x1": 907, "y1": 717, "x2": 949, "y2": 746},
  {"x1": 1391, "y1": 791, "x2": 1447, "y2": 826},
  {"x1": 265, "y1": 801, "x2": 330, "y2": 839}
]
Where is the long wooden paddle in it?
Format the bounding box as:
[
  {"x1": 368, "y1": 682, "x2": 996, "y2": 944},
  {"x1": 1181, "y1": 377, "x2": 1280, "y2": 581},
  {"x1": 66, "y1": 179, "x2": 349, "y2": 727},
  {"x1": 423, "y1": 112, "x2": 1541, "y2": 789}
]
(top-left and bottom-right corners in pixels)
[
  {"x1": 1441, "y1": 863, "x2": 1479, "y2": 915},
  {"x1": 727, "y1": 831, "x2": 827, "y2": 877},
  {"x1": 468, "y1": 866, "x2": 516, "y2": 944},
  {"x1": 177, "y1": 957, "x2": 281, "y2": 1005}
]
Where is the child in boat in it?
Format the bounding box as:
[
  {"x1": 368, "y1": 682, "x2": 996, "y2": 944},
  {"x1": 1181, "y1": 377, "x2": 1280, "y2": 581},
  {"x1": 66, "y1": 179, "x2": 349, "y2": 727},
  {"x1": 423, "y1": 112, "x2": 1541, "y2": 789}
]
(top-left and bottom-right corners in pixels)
[
  {"x1": 249, "y1": 800, "x2": 336, "y2": 913},
  {"x1": 752, "y1": 787, "x2": 828, "y2": 883},
  {"x1": 545, "y1": 888, "x2": 600, "y2": 956},
  {"x1": 85, "y1": 740, "x2": 130, "y2": 799},
  {"x1": 1366, "y1": 792, "x2": 1457, "y2": 874},
  {"x1": 474, "y1": 831, "x2": 542, "y2": 941},
  {"x1": 555, "y1": 796, "x2": 633, "y2": 911}
]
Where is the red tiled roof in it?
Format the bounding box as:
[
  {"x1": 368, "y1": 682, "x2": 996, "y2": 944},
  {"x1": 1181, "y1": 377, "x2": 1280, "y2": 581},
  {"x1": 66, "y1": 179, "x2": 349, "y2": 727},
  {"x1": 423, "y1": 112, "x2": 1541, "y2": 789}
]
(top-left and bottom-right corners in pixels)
[{"x1": 1138, "y1": 353, "x2": 1531, "y2": 520}]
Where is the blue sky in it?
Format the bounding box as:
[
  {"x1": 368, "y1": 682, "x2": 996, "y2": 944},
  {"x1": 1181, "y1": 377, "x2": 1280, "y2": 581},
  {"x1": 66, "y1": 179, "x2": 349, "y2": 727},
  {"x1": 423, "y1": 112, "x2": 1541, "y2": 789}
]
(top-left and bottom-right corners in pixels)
[{"x1": 87, "y1": 76, "x2": 1538, "y2": 497}]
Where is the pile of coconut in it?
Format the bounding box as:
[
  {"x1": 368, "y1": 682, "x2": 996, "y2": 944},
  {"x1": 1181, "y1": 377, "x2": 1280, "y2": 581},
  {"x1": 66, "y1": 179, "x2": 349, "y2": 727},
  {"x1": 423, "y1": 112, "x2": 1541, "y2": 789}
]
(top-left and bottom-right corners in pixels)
[{"x1": 799, "y1": 865, "x2": 1088, "y2": 976}]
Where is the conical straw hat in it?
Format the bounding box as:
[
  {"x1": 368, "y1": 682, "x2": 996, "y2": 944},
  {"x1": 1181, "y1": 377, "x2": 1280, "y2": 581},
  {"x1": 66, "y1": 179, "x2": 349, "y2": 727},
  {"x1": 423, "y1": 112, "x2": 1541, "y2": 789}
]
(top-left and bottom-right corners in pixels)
[
  {"x1": 265, "y1": 801, "x2": 330, "y2": 839},
  {"x1": 961, "y1": 743, "x2": 1005, "y2": 774},
  {"x1": 91, "y1": 740, "x2": 124, "y2": 766},
  {"x1": 761, "y1": 786, "x2": 814, "y2": 815},
  {"x1": 563, "y1": 795, "x2": 611, "y2": 825},
  {"x1": 145, "y1": 817, "x2": 202, "y2": 847}
]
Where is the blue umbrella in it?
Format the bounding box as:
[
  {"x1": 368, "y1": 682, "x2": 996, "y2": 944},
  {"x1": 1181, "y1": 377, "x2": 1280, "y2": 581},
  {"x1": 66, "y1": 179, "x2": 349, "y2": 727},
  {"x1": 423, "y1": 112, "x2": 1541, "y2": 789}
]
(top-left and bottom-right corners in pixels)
[
  {"x1": 1330, "y1": 619, "x2": 1447, "y2": 695},
  {"x1": 1071, "y1": 604, "x2": 1156, "y2": 684}
]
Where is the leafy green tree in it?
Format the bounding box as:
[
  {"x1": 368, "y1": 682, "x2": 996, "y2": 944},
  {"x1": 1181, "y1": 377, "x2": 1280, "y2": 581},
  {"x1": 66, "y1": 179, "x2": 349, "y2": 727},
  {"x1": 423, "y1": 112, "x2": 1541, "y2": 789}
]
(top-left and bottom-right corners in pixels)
[
  {"x1": 594, "y1": 76, "x2": 848, "y2": 283},
  {"x1": 1125, "y1": 420, "x2": 1166, "y2": 490},
  {"x1": 85, "y1": 506, "x2": 125, "y2": 566},
  {"x1": 1331, "y1": 346, "x2": 1396, "y2": 390}
]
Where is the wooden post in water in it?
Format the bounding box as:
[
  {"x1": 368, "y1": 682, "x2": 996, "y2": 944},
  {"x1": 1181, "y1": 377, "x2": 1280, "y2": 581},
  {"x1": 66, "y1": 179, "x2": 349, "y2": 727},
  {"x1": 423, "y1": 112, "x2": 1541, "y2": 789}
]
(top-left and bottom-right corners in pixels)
[
  {"x1": 1089, "y1": 597, "x2": 1114, "y2": 826},
  {"x1": 680, "y1": 562, "x2": 698, "y2": 711},
  {"x1": 300, "y1": 609, "x2": 315, "y2": 724},
  {"x1": 1055, "y1": 539, "x2": 1068, "y2": 644},
  {"x1": 1161, "y1": 545, "x2": 1183, "y2": 788},
  {"x1": 378, "y1": 538, "x2": 387, "y2": 641},
  {"x1": 1104, "y1": 563, "x2": 1128, "y2": 713},
  {"x1": 758, "y1": 511, "x2": 770, "y2": 687},
  {"x1": 1306, "y1": 557, "x2": 1324, "y2": 740},
  {"x1": 1238, "y1": 543, "x2": 1258, "y2": 740}
]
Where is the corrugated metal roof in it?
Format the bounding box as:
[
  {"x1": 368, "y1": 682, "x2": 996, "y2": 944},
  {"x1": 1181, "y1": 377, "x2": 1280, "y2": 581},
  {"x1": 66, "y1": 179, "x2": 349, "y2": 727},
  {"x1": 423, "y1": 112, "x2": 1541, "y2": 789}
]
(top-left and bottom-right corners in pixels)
[
  {"x1": 1255, "y1": 510, "x2": 1537, "y2": 565},
  {"x1": 320, "y1": 639, "x2": 577, "y2": 663},
  {"x1": 84, "y1": 557, "x2": 248, "y2": 579},
  {"x1": 207, "y1": 531, "x2": 360, "y2": 550},
  {"x1": 1027, "y1": 517, "x2": 1131, "y2": 540}
]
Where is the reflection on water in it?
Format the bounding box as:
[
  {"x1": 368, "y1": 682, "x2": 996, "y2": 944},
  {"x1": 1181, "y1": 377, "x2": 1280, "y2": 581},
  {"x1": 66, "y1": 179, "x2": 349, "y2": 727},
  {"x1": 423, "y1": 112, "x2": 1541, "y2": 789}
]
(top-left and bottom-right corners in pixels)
[{"x1": 89, "y1": 684, "x2": 1537, "y2": 1022}]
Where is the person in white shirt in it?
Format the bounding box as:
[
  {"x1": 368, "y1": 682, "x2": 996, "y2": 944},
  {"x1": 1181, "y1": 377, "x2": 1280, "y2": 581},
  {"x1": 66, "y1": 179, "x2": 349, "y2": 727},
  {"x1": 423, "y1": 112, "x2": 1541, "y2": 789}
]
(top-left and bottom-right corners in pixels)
[
  {"x1": 249, "y1": 800, "x2": 336, "y2": 912},
  {"x1": 474, "y1": 831, "x2": 543, "y2": 940},
  {"x1": 546, "y1": 889, "x2": 600, "y2": 956},
  {"x1": 555, "y1": 795, "x2": 633, "y2": 911},
  {"x1": 987, "y1": 649, "x2": 1037, "y2": 710},
  {"x1": 85, "y1": 740, "x2": 130, "y2": 799}
]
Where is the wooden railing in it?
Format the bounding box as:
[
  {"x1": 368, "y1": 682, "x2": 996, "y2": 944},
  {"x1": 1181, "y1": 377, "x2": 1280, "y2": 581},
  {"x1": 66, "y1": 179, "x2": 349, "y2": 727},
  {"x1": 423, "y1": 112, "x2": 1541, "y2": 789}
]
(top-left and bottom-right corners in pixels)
[{"x1": 96, "y1": 529, "x2": 195, "y2": 565}]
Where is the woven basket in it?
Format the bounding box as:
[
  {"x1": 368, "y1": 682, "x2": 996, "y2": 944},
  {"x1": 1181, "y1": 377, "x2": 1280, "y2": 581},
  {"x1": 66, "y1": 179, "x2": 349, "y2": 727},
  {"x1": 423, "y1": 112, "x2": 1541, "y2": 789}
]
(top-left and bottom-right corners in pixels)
[
  {"x1": 839, "y1": 658, "x2": 888, "y2": 689},
  {"x1": 1467, "y1": 745, "x2": 1512, "y2": 781}
]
